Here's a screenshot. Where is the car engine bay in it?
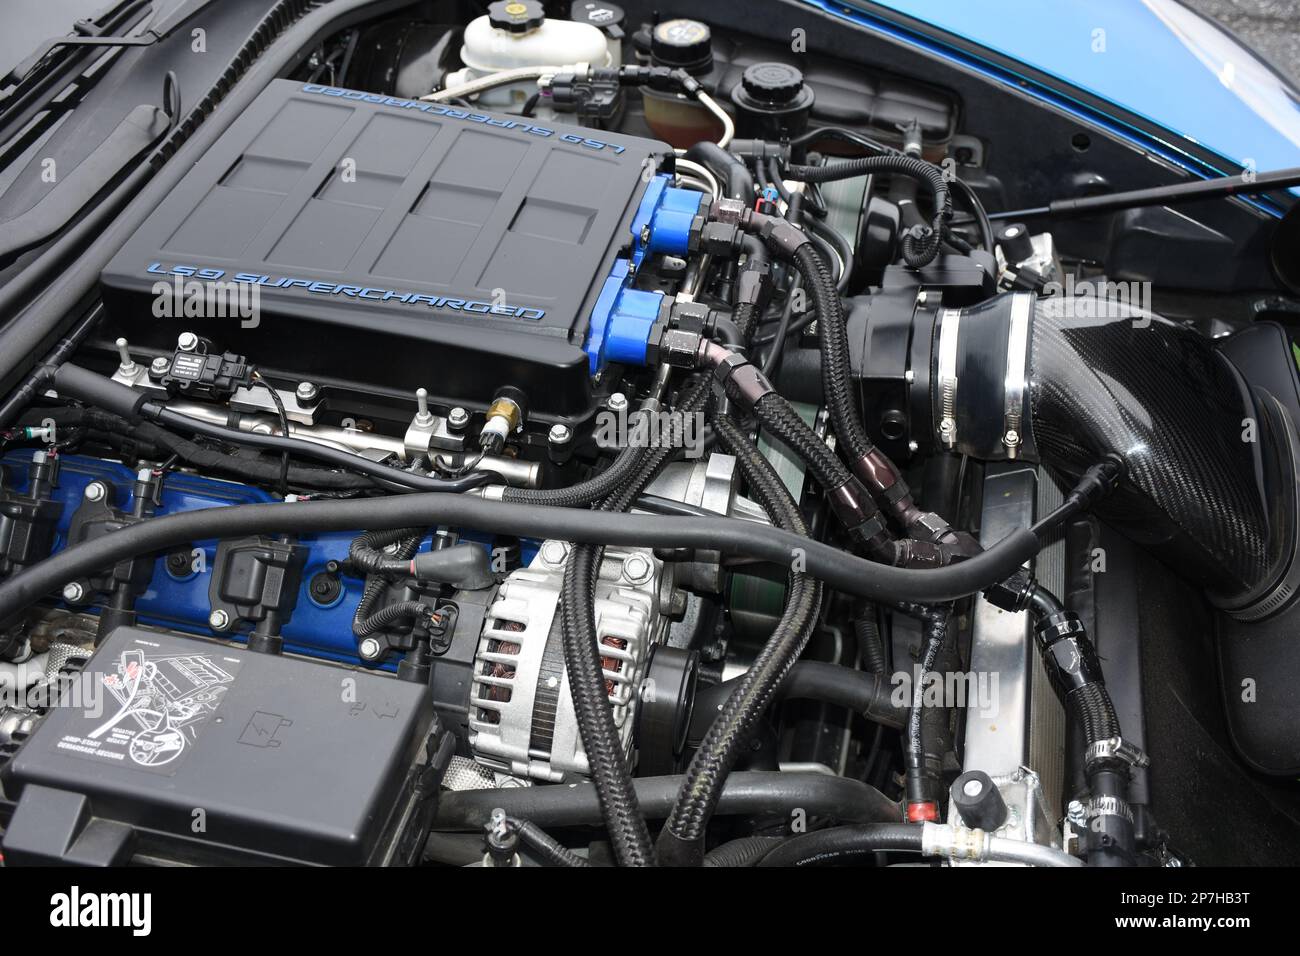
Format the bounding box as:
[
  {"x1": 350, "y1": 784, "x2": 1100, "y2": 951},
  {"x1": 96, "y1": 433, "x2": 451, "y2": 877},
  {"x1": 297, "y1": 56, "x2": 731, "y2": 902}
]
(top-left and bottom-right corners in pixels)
[{"x1": 0, "y1": 0, "x2": 1299, "y2": 869}]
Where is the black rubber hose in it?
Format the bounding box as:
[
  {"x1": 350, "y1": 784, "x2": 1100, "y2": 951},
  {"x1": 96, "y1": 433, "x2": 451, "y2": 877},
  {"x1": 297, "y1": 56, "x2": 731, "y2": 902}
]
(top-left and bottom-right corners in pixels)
[
  {"x1": 434, "y1": 772, "x2": 900, "y2": 830},
  {"x1": 685, "y1": 141, "x2": 754, "y2": 201},
  {"x1": 779, "y1": 661, "x2": 904, "y2": 728},
  {"x1": 783, "y1": 154, "x2": 950, "y2": 268},
  {"x1": 1025, "y1": 585, "x2": 1134, "y2": 866},
  {"x1": 756, "y1": 823, "x2": 924, "y2": 867},
  {"x1": 422, "y1": 830, "x2": 484, "y2": 866},
  {"x1": 759, "y1": 276, "x2": 801, "y2": 377},
  {"x1": 0, "y1": 494, "x2": 1041, "y2": 630},
  {"x1": 952, "y1": 177, "x2": 994, "y2": 252},
  {"x1": 703, "y1": 835, "x2": 784, "y2": 867},
  {"x1": 502, "y1": 443, "x2": 644, "y2": 507},
  {"x1": 806, "y1": 215, "x2": 854, "y2": 293},
  {"x1": 693, "y1": 660, "x2": 906, "y2": 731},
  {"x1": 658, "y1": 412, "x2": 822, "y2": 865},
  {"x1": 731, "y1": 235, "x2": 771, "y2": 345},
  {"x1": 509, "y1": 817, "x2": 592, "y2": 868}
]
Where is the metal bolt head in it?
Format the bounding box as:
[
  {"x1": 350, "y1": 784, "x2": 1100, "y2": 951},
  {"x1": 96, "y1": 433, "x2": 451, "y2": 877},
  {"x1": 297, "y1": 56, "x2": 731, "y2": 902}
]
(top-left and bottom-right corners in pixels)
[
  {"x1": 177, "y1": 331, "x2": 199, "y2": 352},
  {"x1": 150, "y1": 356, "x2": 170, "y2": 375},
  {"x1": 607, "y1": 392, "x2": 628, "y2": 413},
  {"x1": 548, "y1": 423, "x2": 572, "y2": 445},
  {"x1": 448, "y1": 407, "x2": 470, "y2": 430},
  {"x1": 61, "y1": 582, "x2": 85, "y2": 603},
  {"x1": 621, "y1": 552, "x2": 653, "y2": 585},
  {"x1": 295, "y1": 381, "x2": 319, "y2": 403},
  {"x1": 540, "y1": 540, "x2": 569, "y2": 566},
  {"x1": 208, "y1": 609, "x2": 230, "y2": 630},
  {"x1": 83, "y1": 481, "x2": 106, "y2": 502},
  {"x1": 358, "y1": 637, "x2": 383, "y2": 660}
]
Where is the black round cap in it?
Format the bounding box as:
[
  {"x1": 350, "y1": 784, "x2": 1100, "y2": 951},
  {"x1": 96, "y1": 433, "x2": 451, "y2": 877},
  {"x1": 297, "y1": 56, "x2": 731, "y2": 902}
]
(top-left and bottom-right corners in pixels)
[
  {"x1": 997, "y1": 222, "x2": 1035, "y2": 265},
  {"x1": 488, "y1": 0, "x2": 545, "y2": 34},
  {"x1": 650, "y1": 18, "x2": 713, "y2": 72},
  {"x1": 740, "y1": 62, "x2": 805, "y2": 104},
  {"x1": 949, "y1": 770, "x2": 1009, "y2": 831}
]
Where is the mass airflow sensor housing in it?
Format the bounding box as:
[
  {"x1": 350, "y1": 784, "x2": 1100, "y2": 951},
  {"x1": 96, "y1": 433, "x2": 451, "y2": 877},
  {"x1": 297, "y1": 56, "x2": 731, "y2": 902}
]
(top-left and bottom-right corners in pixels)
[{"x1": 99, "y1": 80, "x2": 673, "y2": 419}]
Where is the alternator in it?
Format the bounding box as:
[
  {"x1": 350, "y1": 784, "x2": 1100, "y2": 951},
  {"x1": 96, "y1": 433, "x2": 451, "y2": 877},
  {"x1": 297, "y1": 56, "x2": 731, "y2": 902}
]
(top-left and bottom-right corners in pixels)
[{"x1": 468, "y1": 540, "x2": 675, "y2": 783}]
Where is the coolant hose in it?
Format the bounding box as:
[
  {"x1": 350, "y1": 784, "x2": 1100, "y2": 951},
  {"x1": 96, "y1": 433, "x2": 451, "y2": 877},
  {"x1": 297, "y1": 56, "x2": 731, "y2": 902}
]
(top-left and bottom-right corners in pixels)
[
  {"x1": 434, "y1": 771, "x2": 899, "y2": 831},
  {"x1": 1025, "y1": 585, "x2": 1137, "y2": 866},
  {"x1": 685, "y1": 141, "x2": 754, "y2": 202},
  {"x1": 691, "y1": 661, "x2": 907, "y2": 732},
  {"x1": 758, "y1": 824, "x2": 925, "y2": 866}
]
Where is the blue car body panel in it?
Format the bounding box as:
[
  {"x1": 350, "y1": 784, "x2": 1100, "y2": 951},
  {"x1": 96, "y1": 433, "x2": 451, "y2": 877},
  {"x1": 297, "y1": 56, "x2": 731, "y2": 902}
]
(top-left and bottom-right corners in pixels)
[{"x1": 803, "y1": 0, "x2": 1300, "y2": 208}]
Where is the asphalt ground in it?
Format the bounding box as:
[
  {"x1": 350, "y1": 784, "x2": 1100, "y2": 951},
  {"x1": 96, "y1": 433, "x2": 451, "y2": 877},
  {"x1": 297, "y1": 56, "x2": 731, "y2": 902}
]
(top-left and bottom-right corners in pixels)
[{"x1": 1182, "y1": 0, "x2": 1300, "y2": 89}]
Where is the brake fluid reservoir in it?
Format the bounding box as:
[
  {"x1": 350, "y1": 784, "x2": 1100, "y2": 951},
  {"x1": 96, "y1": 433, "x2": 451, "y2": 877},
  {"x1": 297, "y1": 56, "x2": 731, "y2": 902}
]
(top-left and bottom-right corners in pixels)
[{"x1": 446, "y1": 1, "x2": 610, "y2": 107}]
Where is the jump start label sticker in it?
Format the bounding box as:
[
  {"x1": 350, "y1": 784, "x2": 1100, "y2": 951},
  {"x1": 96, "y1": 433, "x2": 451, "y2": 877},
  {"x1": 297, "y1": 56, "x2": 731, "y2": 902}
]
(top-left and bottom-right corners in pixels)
[{"x1": 54, "y1": 638, "x2": 242, "y2": 775}]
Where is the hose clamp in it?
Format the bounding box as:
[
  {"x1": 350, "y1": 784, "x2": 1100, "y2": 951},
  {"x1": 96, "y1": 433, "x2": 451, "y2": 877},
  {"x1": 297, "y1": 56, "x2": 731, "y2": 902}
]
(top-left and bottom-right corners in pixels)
[
  {"x1": 1085, "y1": 736, "x2": 1150, "y2": 769},
  {"x1": 1086, "y1": 794, "x2": 1134, "y2": 825},
  {"x1": 1002, "y1": 293, "x2": 1032, "y2": 458},
  {"x1": 935, "y1": 308, "x2": 961, "y2": 449}
]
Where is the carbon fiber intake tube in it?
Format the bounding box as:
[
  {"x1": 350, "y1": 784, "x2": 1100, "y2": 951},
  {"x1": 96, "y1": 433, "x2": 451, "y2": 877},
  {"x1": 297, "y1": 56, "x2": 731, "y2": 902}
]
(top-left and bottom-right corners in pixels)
[{"x1": 927, "y1": 291, "x2": 1299, "y2": 620}]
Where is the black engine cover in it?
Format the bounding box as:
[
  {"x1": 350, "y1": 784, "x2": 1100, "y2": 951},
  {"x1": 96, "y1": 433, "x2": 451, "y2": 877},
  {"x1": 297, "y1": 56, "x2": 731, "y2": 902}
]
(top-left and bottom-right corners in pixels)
[{"x1": 99, "y1": 80, "x2": 670, "y2": 419}]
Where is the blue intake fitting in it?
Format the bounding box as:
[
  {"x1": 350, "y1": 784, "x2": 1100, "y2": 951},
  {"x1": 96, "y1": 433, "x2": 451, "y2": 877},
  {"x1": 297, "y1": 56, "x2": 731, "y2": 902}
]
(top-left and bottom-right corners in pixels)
[
  {"x1": 629, "y1": 174, "x2": 707, "y2": 266},
  {"x1": 583, "y1": 175, "x2": 708, "y2": 373},
  {"x1": 584, "y1": 259, "x2": 670, "y2": 373}
]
